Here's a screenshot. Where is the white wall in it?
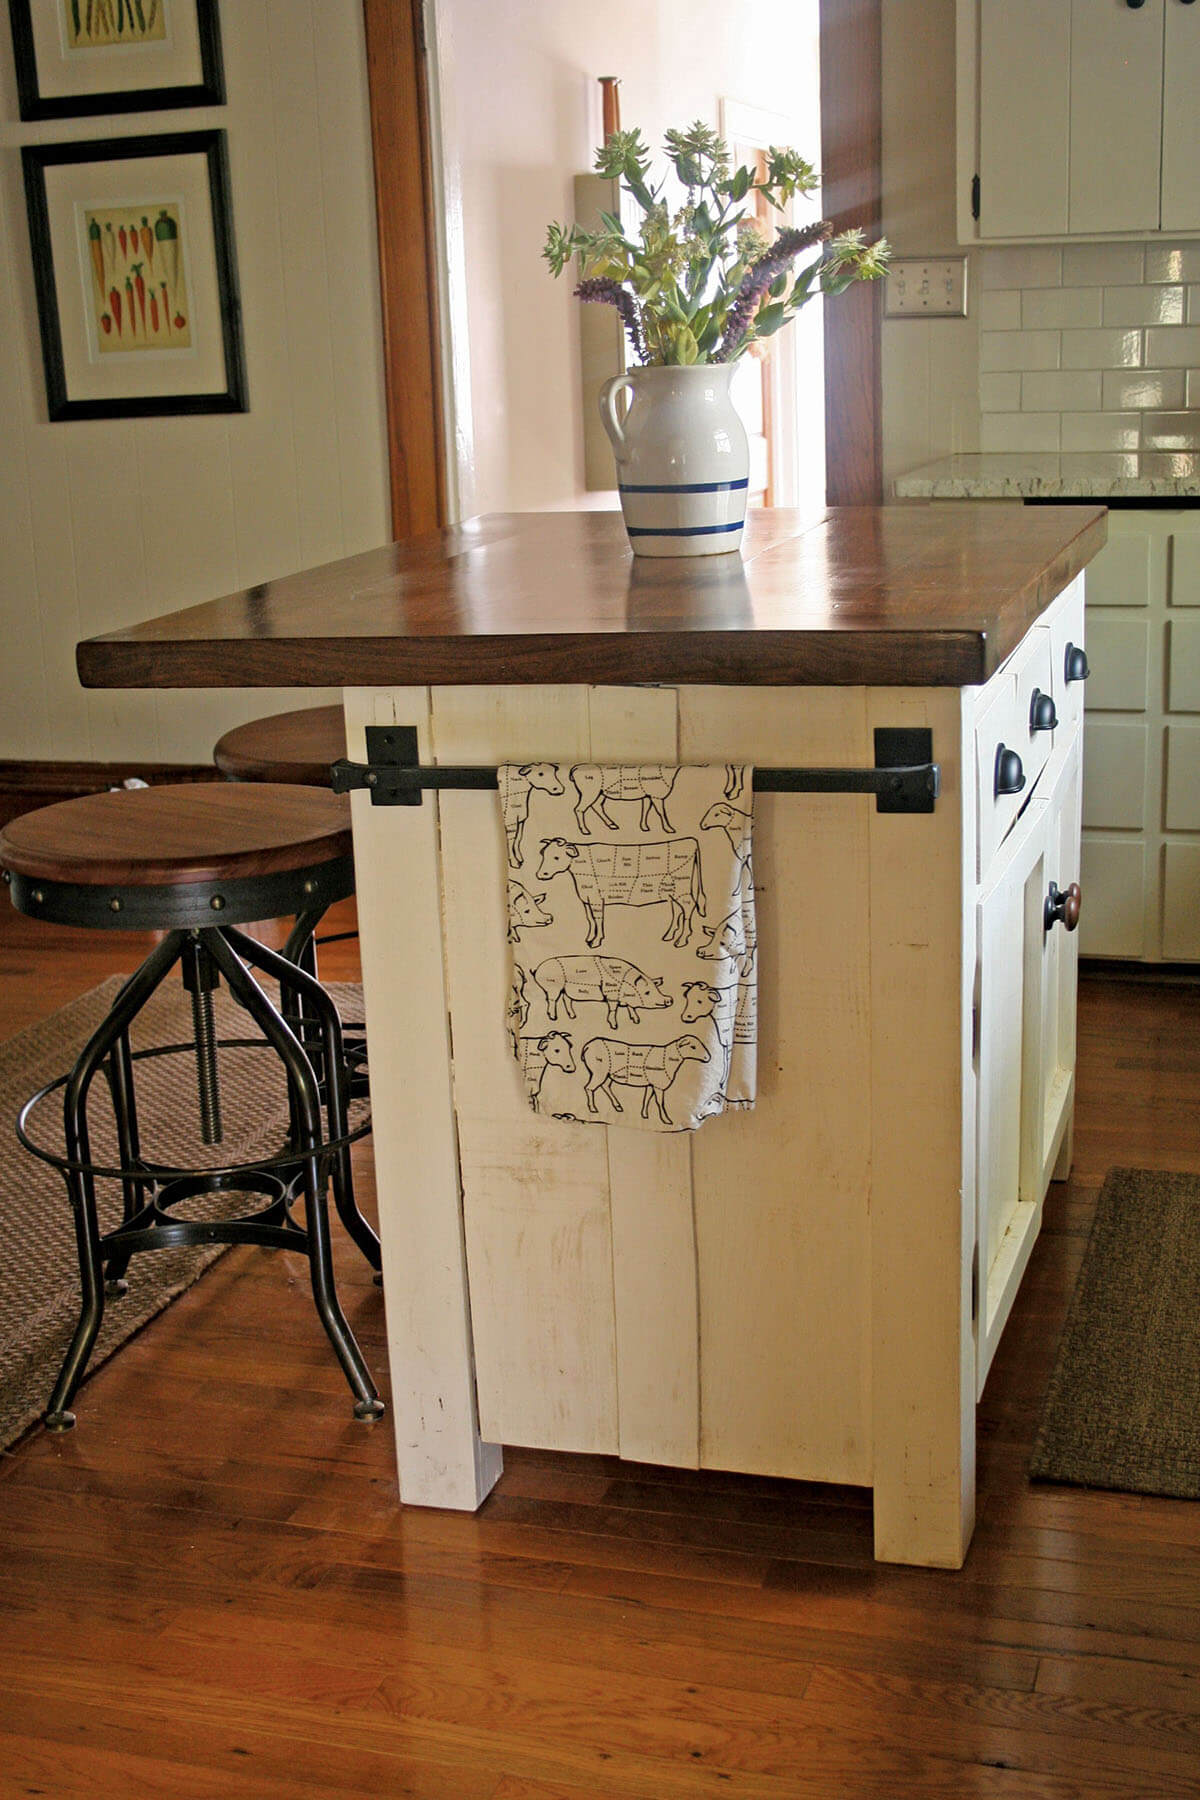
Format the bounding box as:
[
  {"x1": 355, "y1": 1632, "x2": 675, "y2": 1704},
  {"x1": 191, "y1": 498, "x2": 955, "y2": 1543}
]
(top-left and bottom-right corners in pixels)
[
  {"x1": 880, "y1": 0, "x2": 980, "y2": 491},
  {"x1": 0, "y1": 0, "x2": 390, "y2": 764},
  {"x1": 431, "y1": 0, "x2": 823, "y2": 518}
]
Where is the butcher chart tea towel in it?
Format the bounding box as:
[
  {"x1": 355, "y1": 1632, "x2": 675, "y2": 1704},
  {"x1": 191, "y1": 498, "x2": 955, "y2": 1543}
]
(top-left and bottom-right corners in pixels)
[{"x1": 501, "y1": 764, "x2": 757, "y2": 1132}]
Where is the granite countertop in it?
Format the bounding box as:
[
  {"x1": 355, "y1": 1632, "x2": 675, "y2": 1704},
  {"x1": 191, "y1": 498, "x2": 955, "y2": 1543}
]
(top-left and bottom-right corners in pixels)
[
  {"x1": 75, "y1": 504, "x2": 1106, "y2": 691},
  {"x1": 894, "y1": 452, "x2": 1200, "y2": 502}
]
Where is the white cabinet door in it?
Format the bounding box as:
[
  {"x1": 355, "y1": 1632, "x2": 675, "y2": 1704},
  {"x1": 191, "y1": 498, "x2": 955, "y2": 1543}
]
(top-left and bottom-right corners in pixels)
[
  {"x1": 977, "y1": 0, "x2": 1071, "y2": 237},
  {"x1": 1032, "y1": 726, "x2": 1083, "y2": 1196},
  {"x1": 1069, "y1": 0, "x2": 1164, "y2": 236},
  {"x1": 975, "y1": 796, "x2": 1050, "y2": 1393},
  {"x1": 1161, "y1": 0, "x2": 1200, "y2": 233}
]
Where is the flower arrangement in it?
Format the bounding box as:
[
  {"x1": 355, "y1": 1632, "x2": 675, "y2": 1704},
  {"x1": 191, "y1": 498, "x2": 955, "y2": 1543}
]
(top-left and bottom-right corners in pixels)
[{"x1": 544, "y1": 121, "x2": 889, "y2": 367}]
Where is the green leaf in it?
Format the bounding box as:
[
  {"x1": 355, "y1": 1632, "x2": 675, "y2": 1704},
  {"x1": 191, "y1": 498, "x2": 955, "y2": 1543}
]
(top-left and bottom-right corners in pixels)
[
  {"x1": 672, "y1": 325, "x2": 700, "y2": 364},
  {"x1": 769, "y1": 272, "x2": 788, "y2": 300},
  {"x1": 729, "y1": 165, "x2": 751, "y2": 201},
  {"x1": 752, "y1": 302, "x2": 787, "y2": 337}
]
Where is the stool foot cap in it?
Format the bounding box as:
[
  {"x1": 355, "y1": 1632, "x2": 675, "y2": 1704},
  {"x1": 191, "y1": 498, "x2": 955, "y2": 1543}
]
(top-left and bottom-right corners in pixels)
[
  {"x1": 353, "y1": 1398, "x2": 385, "y2": 1422},
  {"x1": 105, "y1": 1278, "x2": 129, "y2": 1297},
  {"x1": 44, "y1": 1410, "x2": 76, "y2": 1432}
]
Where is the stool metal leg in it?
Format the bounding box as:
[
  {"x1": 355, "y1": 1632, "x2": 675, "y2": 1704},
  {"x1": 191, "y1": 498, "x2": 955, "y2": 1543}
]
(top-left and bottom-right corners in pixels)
[
  {"x1": 45, "y1": 932, "x2": 185, "y2": 1430},
  {"x1": 100, "y1": 1027, "x2": 146, "y2": 1294},
  {"x1": 206, "y1": 928, "x2": 383, "y2": 1420}
]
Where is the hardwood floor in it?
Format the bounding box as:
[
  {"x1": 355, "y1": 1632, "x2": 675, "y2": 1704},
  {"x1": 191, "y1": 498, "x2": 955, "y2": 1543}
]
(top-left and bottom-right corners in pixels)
[{"x1": 1, "y1": 899, "x2": 1198, "y2": 1798}]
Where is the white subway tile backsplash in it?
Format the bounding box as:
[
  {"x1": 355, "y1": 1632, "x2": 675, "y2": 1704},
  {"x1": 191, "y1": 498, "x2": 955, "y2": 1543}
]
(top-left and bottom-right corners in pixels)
[
  {"x1": 1021, "y1": 370, "x2": 1102, "y2": 412},
  {"x1": 980, "y1": 372, "x2": 1021, "y2": 411},
  {"x1": 1062, "y1": 244, "x2": 1145, "y2": 287},
  {"x1": 1146, "y1": 327, "x2": 1200, "y2": 366},
  {"x1": 977, "y1": 239, "x2": 1200, "y2": 457},
  {"x1": 1145, "y1": 245, "x2": 1200, "y2": 284},
  {"x1": 981, "y1": 248, "x2": 1062, "y2": 290},
  {"x1": 1060, "y1": 412, "x2": 1140, "y2": 452},
  {"x1": 1022, "y1": 287, "x2": 1103, "y2": 330},
  {"x1": 1140, "y1": 413, "x2": 1200, "y2": 451},
  {"x1": 980, "y1": 289, "x2": 1021, "y2": 331},
  {"x1": 1103, "y1": 286, "x2": 1186, "y2": 327},
  {"x1": 980, "y1": 330, "x2": 1060, "y2": 372},
  {"x1": 1061, "y1": 329, "x2": 1142, "y2": 370},
  {"x1": 980, "y1": 412, "x2": 1061, "y2": 453},
  {"x1": 1102, "y1": 369, "x2": 1186, "y2": 410}
]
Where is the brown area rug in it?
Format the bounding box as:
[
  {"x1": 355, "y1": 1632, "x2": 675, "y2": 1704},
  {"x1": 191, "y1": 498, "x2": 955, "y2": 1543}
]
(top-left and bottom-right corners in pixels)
[
  {"x1": 1030, "y1": 1167, "x2": 1200, "y2": 1499},
  {"x1": 0, "y1": 974, "x2": 363, "y2": 1450}
]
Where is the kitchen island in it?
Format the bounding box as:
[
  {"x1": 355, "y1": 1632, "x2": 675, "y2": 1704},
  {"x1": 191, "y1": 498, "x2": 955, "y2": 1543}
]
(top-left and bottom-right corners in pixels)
[{"x1": 78, "y1": 503, "x2": 1106, "y2": 1567}]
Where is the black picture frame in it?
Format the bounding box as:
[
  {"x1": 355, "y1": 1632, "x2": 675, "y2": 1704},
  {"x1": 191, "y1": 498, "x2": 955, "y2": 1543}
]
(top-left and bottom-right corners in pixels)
[
  {"x1": 8, "y1": 0, "x2": 224, "y2": 120},
  {"x1": 21, "y1": 129, "x2": 248, "y2": 420}
]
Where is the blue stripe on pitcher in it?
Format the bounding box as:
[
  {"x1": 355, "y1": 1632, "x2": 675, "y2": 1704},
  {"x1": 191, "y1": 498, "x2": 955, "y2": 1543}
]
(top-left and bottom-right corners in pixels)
[
  {"x1": 618, "y1": 479, "x2": 750, "y2": 494},
  {"x1": 626, "y1": 521, "x2": 745, "y2": 537}
]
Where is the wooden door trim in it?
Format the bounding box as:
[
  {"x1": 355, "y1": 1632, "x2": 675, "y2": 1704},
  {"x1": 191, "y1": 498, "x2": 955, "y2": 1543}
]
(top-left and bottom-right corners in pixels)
[
  {"x1": 820, "y1": 0, "x2": 883, "y2": 506},
  {"x1": 362, "y1": 0, "x2": 447, "y2": 536}
]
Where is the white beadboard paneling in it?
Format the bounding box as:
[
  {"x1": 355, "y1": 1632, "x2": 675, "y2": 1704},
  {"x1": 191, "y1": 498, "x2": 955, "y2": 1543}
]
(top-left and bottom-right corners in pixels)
[
  {"x1": 0, "y1": 0, "x2": 390, "y2": 764},
  {"x1": 1020, "y1": 371, "x2": 1102, "y2": 413},
  {"x1": 1103, "y1": 370, "x2": 1186, "y2": 411},
  {"x1": 980, "y1": 332, "x2": 1060, "y2": 374},
  {"x1": 1020, "y1": 289, "x2": 1102, "y2": 332},
  {"x1": 1102, "y1": 287, "x2": 1186, "y2": 329},
  {"x1": 1061, "y1": 330, "x2": 1142, "y2": 371}
]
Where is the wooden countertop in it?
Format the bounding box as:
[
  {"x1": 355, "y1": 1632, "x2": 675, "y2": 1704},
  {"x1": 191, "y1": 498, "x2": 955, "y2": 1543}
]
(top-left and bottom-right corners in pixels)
[{"x1": 76, "y1": 503, "x2": 1107, "y2": 690}]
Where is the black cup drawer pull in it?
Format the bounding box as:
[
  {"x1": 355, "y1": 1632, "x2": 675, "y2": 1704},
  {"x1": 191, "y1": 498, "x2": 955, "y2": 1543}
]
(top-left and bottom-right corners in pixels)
[
  {"x1": 1029, "y1": 687, "x2": 1058, "y2": 733},
  {"x1": 1064, "y1": 643, "x2": 1090, "y2": 684},
  {"x1": 1044, "y1": 880, "x2": 1082, "y2": 933},
  {"x1": 994, "y1": 744, "x2": 1026, "y2": 799}
]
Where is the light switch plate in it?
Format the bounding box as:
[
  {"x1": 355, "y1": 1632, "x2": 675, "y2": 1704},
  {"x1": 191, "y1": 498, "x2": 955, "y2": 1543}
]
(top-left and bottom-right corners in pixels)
[{"x1": 885, "y1": 257, "x2": 968, "y2": 317}]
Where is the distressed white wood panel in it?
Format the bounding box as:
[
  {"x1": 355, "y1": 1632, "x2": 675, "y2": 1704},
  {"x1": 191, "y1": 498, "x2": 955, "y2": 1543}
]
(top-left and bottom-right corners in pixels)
[
  {"x1": 1163, "y1": 845, "x2": 1200, "y2": 959},
  {"x1": 1164, "y1": 725, "x2": 1200, "y2": 831},
  {"x1": 1084, "y1": 532, "x2": 1152, "y2": 609},
  {"x1": 432, "y1": 685, "x2": 620, "y2": 1455},
  {"x1": 1082, "y1": 720, "x2": 1148, "y2": 830},
  {"x1": 680, "y1": 688, "x2": 872, "y2": 1489},
  {"x1": 867, "y1": 686, "x2": 973, "y2": 1568},
  {"x1": 978, "y1": 0, "x2": 1071, "y2": 238},
  {"x1": 1085, "y1": 618, "x2": 1150, "y2": 713},
  {"x1": 1168, "y1": 620, "x2": 1200, "y2": 714},
  {"x1": 1068, "y1": 0, "x2": 1164, "y2": 235},
  {"x1": 588, "y1": 686, "x2": 700, "y2": 1471},
  {"x1": 1161, "y1": 0, "x2": 1200, "y2": 234},
  {"x1": 1079, "y1": 836, "x2": 1148, "y2": 958},
  {"x1": 344, "y1": 686, "x2": 502, "y2": 1510}
]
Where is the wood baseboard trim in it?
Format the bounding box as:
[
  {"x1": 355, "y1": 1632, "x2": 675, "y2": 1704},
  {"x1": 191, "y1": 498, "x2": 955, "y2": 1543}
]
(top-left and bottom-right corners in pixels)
[{"x1": 0, "y1": 759, "x2": 217, "y2": 828}]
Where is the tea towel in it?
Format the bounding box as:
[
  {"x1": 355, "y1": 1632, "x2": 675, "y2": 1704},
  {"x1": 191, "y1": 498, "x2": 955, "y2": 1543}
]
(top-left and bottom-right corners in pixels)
[{"x1": 501, "y1": 763, "x2": 757, "y2": 1132}]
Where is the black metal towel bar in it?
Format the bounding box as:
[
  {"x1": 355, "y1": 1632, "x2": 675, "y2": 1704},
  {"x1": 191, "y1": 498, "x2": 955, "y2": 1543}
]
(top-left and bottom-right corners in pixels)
[{"x1": 331, "y1": 726, "x2": 940, "y2": 815}]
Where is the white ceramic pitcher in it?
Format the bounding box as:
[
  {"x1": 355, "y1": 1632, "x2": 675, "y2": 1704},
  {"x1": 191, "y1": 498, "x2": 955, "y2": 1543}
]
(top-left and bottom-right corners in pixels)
[{"x1": 599, "y1": 364, "x2": 750, "y2": 558}]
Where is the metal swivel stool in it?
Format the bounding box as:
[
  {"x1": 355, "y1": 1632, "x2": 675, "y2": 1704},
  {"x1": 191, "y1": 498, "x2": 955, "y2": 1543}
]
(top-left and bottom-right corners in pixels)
[{"x1": 0, "y1": 782, "x2": 384, "y2": 1431}]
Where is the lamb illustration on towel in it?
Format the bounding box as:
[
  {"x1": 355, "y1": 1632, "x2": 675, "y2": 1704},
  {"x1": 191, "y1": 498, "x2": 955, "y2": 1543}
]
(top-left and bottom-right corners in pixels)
[
  {"x1": 532, "y1": 954, "x2": 671, "y2": 1029},
  {"x1": 700, "y1": 801, "x2": 754, "y2": 886},
  {"x1": 580, "y1": 1033, "x2": 710, "y2": 1125},
  {"x1": 535, "y1": 837, "x2": 705, "y2": 949},
  {"x1": 507, "y1": 882, "x2": 553, "y2": 944},
  {"x1": 570, "y1": 764, "x2": 679, "y2": 835}
]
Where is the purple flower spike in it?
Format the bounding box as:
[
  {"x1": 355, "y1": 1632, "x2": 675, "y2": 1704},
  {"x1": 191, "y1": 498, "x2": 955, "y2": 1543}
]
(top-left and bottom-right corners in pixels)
[
  {"x1": 575, "y1": 277, "x2": 647, "y2": 365},
  {"x1": 714, "y1": 221, "x2": 833, "y2": 363}
]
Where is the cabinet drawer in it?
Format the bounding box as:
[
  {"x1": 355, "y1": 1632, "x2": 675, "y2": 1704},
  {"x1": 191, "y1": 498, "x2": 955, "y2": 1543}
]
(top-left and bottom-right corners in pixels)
[
  {"x1": 1044, "y1": 572, "x2": 1088, "y2": 738},
  {"x1": 975, "y1": 626, "x2": 1055, "y2": 878}
]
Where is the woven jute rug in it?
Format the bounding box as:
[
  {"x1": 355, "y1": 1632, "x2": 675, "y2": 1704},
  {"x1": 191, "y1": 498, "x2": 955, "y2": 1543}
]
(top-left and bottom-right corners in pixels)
[
  {"x1": 0, "y1": 973, "x2": 364, "y2": 1451},
  {"x1": 1030, "y1": 1167, "x2": 1200, "y2": 1499}
]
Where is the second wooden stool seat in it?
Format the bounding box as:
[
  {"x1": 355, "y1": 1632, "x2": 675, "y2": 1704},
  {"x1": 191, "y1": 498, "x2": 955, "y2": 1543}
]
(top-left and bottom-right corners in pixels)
[{"x1": 213, "y1": 705, "x2": 346, "y2": 787}]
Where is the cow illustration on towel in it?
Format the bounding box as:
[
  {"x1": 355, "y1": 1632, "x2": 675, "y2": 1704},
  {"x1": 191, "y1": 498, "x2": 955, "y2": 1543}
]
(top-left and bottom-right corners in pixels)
[
  {"x1": 581, "y1": 1034, "x2": 710, "y2": 1125},
  {"x1": 532, "y1": 954, "x2": 670, "y2": 1029},
  {"x1": 536, "y1": 837, "x2": 705, "y2": 949},
  {"x1": 499, "y1": 763, "x2": 564, "y2": 868},
  {"x1": 516, "y1": 1031, "x2": 575, "y2": 1110},
  {"x1": 570, "y1": 765, "x2": 679, "y2": 835}
]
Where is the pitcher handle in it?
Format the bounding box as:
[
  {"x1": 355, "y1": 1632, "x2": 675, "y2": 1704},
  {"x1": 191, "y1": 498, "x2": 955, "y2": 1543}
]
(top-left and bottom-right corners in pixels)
[{"x1": 599, "y1": 374, "x2": 634, "y2": 451}]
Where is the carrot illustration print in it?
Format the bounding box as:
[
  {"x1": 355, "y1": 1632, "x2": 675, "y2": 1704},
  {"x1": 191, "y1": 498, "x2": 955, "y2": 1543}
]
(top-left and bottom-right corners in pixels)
[
  {"x1": 125, "y1": 276, "x2": 135, "y2": 341},
  {"x1": 88, "y1": 219, "x2": 105, "y2": 304},
  {"x1": 131, "y1": 263, "x2": 147, "y2": 337},
  {"x1": 100, "y1": 314, "x2": 112, "y2": 335},
  {"x1": 140, "y1": 215, "x2": 153, "y2": 267},
  {"x1": 132, "y1": 0, "x2": 147, "y2": 29},
  {"x1": 147, "y1": 0, "x2": 158, "y2": 29},
  {"x1": 105, "y1": 222, "x2": 117, "y2": 274},
  {"x1": 150, "y1": 291, "x2": 159, "y2": 333},
  {"x1": 160, "y1": 282, "x2": 170, "y2": 338},
  {"x1": 154, "y1": 209, "x2": 179, "y2": 294},
  {"x1": 109, "y1": 287, "x2": 122, "y2": 335},
  {"x1": 118, "y1": 223, "x2": 127, "y2": 261}
]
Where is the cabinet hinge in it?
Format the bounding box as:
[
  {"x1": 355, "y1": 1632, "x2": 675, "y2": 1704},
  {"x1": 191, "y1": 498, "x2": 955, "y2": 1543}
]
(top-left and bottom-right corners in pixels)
[
  {"x1": 971, "y1": 1243, "x2": 980, "y2": 1323},
  {"x1": 971, "y1": 174, "x2": 981, "y2": 222}
]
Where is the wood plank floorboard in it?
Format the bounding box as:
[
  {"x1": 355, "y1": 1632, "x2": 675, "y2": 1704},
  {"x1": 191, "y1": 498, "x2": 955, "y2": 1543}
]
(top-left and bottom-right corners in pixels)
[{"x1": 0, "y1": 893, "x2": 1198, "y2": 1798}]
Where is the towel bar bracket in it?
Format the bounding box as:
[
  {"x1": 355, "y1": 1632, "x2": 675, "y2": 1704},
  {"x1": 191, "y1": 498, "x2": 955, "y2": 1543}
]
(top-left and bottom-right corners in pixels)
[{"x1": 330, "y1": 725, "x2": 940, "y2": 814}]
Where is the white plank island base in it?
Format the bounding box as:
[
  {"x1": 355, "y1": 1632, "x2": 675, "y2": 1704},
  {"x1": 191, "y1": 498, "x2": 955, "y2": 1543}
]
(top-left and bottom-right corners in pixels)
[{"x1": 77, "y1": 504, "x2": 1107, "y2": 1567}]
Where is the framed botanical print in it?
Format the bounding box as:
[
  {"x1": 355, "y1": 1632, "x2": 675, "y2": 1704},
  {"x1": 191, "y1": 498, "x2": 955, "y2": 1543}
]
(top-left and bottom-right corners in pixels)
[
  {"x1": 21, "y1": 129, "x2": 248, "y2": 420},
  {"x1": 8, "y1": 0, "x2": 224, "y2": 120}
]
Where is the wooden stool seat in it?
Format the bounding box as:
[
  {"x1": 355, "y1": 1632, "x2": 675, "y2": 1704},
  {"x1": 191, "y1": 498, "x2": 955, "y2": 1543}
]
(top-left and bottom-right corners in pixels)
[
  {"x1": 213, "y1": 705, "x2": 346, "y2": 786},
  {"x1": 0, "y1": 784, "x2": 354, "y2": 931}
]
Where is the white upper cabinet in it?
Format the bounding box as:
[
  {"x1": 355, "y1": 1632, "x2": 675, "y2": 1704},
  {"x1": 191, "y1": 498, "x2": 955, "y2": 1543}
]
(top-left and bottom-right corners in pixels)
[{"x1": 959, "y1": 0, "x2": 1200, "y2": 241}]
